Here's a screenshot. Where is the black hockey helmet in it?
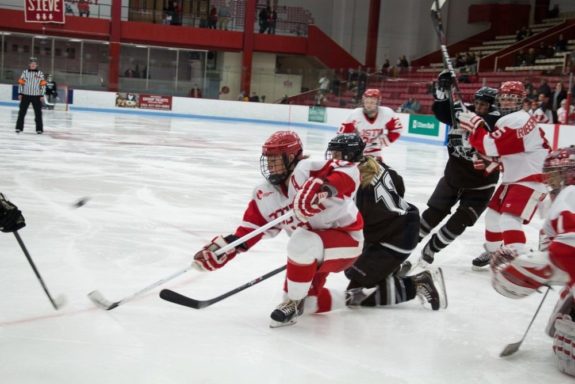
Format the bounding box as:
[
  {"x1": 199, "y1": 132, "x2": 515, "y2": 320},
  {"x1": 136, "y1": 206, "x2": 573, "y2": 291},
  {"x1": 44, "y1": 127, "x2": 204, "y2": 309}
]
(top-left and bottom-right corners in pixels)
[
  {"x1": 325, "y1": 133, "x2": 365, "y2": 162},
  {"x1": 474, "y1": 87, "x2": 497, "y2": 105}
]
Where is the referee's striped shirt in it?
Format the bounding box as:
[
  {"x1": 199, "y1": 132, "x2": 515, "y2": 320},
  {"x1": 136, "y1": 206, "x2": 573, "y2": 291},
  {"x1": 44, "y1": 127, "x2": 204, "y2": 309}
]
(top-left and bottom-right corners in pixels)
[{"x1": 18, "y1": 69, "x2": 46, "y2": 96}]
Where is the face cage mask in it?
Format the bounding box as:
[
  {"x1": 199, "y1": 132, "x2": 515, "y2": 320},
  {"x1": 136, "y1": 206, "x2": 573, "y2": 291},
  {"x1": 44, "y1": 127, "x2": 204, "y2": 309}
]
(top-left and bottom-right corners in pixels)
[
  {"x1": 497, "y1": 94, "x2": 523, "y2": 116},
  {"x1": 260, "y1": 153, "x2": 293, "y2": 185}
]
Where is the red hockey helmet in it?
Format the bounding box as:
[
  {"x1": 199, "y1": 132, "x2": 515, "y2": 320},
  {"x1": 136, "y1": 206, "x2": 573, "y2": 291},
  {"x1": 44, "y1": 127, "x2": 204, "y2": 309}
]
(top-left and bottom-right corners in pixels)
[
  {"x1": 363, "y1": 89, "x2": 381, "y2": 99},
  {"x1": 497, "y1": 81, "x2": 526, "y2": 115},
  {"x1": 260, "y1": 131, "x2": 303, "y2": 185},
  {"x1": 543, "y1": 145, "x2": 575, "y2": 194}
]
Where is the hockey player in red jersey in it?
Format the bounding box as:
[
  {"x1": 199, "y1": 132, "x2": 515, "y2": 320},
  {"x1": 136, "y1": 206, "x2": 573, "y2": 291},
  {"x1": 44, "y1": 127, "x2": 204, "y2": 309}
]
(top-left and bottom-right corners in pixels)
[
  {"x1": 338, "y1": 88, "x2": 403, "y2": 159},
  {"x1": 460, "y1": 81, "x2": 550, "y2": 269},
  {"x1": 192, "y1": 131, "x2": 364, "y2": 327},
  {"x1": 490, "y1": 146, "x2": 575, "y2": 377}
]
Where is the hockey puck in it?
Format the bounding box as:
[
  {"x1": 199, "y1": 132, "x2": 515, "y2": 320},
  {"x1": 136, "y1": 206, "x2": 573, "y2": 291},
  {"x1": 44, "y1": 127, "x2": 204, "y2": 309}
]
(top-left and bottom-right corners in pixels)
[{"x1": 72, "y1": 197, "x2": 90, "y2": 208}]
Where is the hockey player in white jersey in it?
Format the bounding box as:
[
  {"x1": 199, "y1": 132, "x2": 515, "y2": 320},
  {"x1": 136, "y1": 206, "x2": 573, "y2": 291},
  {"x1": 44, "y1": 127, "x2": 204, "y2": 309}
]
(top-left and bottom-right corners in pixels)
[
  {"x1": 338, "y1": 88, "x2": 403, "y2": 159},
  {"x1": 460, "y1": 81, "x2": 551, "y2": 269},
  {"x1": 192, "y1": 131, "x2": 364, "y2": 327},
  {"x1": 490, "y1": 146, "x2": 575, "y2": 378}
]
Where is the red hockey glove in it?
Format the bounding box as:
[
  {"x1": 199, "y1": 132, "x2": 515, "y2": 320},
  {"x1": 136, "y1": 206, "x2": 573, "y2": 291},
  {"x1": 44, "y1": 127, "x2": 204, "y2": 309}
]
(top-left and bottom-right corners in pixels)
[
  {"x1": 193, "y1": 235, "x2": 239, "y2": 271},
  {"x1": 293, "y1": 178, "x2": 329, "y2": 222},
  {"x1": 457, "y1": 111, "x2": 484, "y2": 133}
]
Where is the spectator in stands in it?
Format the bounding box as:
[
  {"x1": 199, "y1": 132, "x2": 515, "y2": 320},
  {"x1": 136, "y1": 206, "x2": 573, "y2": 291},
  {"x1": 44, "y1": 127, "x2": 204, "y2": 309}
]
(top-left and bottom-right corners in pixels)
[
  {"x1": 189, "y1": 84, "x2": 202, "y2": 98},
  {"x1": 124, "y1": 67, "x2": 135, "y2": 78},
  {"x1": 381, "y1": 59, "x2": 391, "y2": 75},
  {"x1": 78, "y1": 0, "x2": 90, "y2": 17},
  {"x1": 268, "y1": 7, "x2": 278, "y2": 34},
  {"x1": 65, "y1": 2, "x2": 75, "y2": 15},
  {"x1": 169, "y1": 1, "x2": 181, "y2": 25},
  {"x1": 522, "y1": 98, "x2": 532, "y2": 113},
  {"x1": 218, "y1": 1, "x2": 231, "y2": 30},
  {"x1": 524, "y1": 78, "x2": 537, "y2": 99},
  {"x1": 537, "y1": 78, "x2": 551, "y2": 97},
  {"x1": 551, "y1": 82, "x2": 567, "y2": 120},
  {"x1": 208, "y1": 5, "x2": 218, "y2": 29},
  {"x1": 534, "y1": 92, "x2": 553, "y2": 123},
  {"x1": 515, "y1": 27, "x2": 526, "y2": 42},
  {"x1": 331, "y1": 77, "x2": 341, "y2": 96},
  {"x1": 249, "y1": 92, "x2": 260, "y2": 102},
  {"x1": 258, "y1": 6, "x2": 270, "y2": 33},
  {"x1": 536, "y1": 42, "x2": 548, "y2": 59},
  {"x1": 555, "y1": 34, "x2": 568, "y2": 52},
  {"x1": 557, "y1": 99, "x2": 575, "y2": 124},
  {"x1": 399, "y1": 98, "x2": 420, "y2": 114},
  {"x1": 318, "y1": 75, "x2": 330, "y2": 95},
  {"x1": 397, "y1": 55, "x2": 409, "y2": 73},
  {"x1": 356, "y1": 67, "x2": 367, "y2": 100},
  {"x1": 515, "y1": 49, "x2": 526, "y2": 66},
  {"x1": 524, "y1": 48, "x2": 537, "y2": 65},
  {"x1": 465, "y1": 52, "x2": 477, "y2": 73},
  {"x1": 548, "y1": 4, "x2": 559, "y2": 18}
]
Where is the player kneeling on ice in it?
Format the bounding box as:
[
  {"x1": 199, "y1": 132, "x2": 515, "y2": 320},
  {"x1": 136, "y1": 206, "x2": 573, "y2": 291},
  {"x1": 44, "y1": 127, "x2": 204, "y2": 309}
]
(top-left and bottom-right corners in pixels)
[
  {"x1": 192, "y1": 131, "x2": 364, "y2": 328},
  {"x1": 325, "y1": 135, "x2": 447, "y2": 311},
  {"x1": 490, "y1": 146, "x2": 575, "y2": 376}
]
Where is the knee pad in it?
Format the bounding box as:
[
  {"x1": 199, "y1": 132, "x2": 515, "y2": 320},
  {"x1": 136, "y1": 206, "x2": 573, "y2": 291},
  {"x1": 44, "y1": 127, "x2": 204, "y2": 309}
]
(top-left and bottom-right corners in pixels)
[
  {"x1": 448, "y1": 204, "x2": 481, "y2": 231},
  {"x1": 287, "y1": 228, "x2": 323, "y2": 265}
]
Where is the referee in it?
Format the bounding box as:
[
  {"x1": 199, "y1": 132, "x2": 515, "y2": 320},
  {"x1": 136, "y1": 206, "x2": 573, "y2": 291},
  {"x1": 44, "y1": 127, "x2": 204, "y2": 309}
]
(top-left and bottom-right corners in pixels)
[{"x1": 15, "y1": 57, "x2": 46, "y2": 134}]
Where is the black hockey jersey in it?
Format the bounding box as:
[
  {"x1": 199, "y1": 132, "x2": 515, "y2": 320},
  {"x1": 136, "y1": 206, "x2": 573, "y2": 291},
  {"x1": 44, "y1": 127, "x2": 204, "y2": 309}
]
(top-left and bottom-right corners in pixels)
[
  {"x1": 45, "y1": 81, "x2": 57, "y2": 96},
  {"x1": 432, "y1": 99, "x2": 500, "y2": 189},
  {"x1": 355, "y1": 161, "x2": 419, "y2": 252}
]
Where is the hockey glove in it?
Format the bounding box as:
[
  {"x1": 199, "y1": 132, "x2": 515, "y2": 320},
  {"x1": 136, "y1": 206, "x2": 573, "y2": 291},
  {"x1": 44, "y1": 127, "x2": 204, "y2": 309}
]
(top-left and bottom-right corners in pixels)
[
  {"x1": 193, "y1": 235, "x2": 241, "y2": 272},
  {"x1": 0, "y1": 193, "x2": 26, "y2": 233},
  {"x1": 436, "y1": 70, "x2": 453, "y2": 91},
  {"x1": 293, "y1": 178, "x2": 329, "y2": 222},
  {"x1": 457, "y1": 111, "x2": 484, "y2": 133}
]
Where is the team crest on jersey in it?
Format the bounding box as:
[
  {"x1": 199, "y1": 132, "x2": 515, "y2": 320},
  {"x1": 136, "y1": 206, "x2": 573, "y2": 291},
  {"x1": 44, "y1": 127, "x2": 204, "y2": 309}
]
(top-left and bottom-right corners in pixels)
[{"x1": 256, "y1": 189, "x2": 273, "y2": 200}]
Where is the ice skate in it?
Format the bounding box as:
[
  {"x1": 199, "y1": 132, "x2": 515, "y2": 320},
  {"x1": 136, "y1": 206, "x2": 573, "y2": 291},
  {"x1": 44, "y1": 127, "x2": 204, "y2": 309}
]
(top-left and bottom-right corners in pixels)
[
  {"x1": 413, "y1": 268, "x2": 447, "y2": 310},
  {"x1": 472, "y1": 250, "x2": 493, "y2": 271},
  {"x1": 414, "y1": 243, "x2": 434, "y2": 271},
  {"x1": 396, "y1": 261, "x2": 412, "y2": 277},
  {"x1": 345, "y1": 287, "x2": 377, "y2": 307},
  {"x1": 269, "y1": 299, "x2": 304, "y2": 328}
]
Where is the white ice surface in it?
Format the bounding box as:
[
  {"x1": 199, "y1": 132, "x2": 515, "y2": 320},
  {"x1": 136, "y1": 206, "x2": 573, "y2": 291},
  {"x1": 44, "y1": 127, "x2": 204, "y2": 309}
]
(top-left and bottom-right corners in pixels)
[{"x1": 0, "y1": 107, "x2": 570, "y2": 384}]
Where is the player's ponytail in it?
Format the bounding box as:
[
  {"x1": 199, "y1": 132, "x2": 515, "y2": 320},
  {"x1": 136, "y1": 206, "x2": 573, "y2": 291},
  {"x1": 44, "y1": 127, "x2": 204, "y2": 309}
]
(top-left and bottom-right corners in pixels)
[{"x1": 358, "y1": 157, "x2": 381, "y2": 188}]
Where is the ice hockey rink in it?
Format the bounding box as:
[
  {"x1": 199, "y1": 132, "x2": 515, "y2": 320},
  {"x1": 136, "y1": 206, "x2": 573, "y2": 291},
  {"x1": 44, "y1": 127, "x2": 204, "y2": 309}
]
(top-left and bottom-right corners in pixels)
[{"x1": 0, "y1": 106, "x2": 569, "y2": 384}]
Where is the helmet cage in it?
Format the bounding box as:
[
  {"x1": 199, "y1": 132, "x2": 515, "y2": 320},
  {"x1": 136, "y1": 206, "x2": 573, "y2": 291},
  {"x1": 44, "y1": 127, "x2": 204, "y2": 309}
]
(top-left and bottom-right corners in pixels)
[
  {"x1": 543, "y1": 146, "x2": 575, "y2": 193},
  {"x1": 260, "y1": 131, "x2": 303, "y2": 185}
]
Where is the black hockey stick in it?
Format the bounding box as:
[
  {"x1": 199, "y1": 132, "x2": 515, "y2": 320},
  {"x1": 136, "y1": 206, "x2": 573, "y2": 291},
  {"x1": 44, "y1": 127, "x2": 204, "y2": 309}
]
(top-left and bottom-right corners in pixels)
[
  {"x1": 160, "y1": 265, "x2": 287, "y2": 309},
  {"x1": 13, "y1": 231, "x2": 66, "y2": 310},
  {"x1": 500, "y1": 286, "x2": 551, "y2": 357},
  {"x1": 431, "y1": 0, "x2": 499, "y2": 173},
  {"x1": 88, "y1": 211, "x2": 293, "y2": 310}
]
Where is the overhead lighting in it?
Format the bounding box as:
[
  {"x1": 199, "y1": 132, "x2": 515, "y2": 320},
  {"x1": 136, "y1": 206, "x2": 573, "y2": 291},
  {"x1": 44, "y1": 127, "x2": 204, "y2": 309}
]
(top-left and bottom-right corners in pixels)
[
  {"x1": 135, "y1": 45, "x2": 148, "y2": 48},
  {"x1": 69, "y1": 38, "x2": 82, "y2": 42},
  {"x1": 34, "y1": 35, "x2": 48, "y2": 39},
  {"x1": 0, "y1": 32, "x2": 11, "y2": 36}
]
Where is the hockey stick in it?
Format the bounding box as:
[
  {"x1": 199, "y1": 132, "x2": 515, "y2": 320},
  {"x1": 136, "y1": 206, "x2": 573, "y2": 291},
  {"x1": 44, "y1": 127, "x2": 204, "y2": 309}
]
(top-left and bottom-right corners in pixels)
[
  {"x1": 88, "y1": 210, "x2": 294, "y2": 310},
  {"x1": 160, "y1": 265, "x2": 287, "y2": 309},
  {"x1": 430, "y1": 0, "x2": 499, "y2": 174},
  {"x1": 500, "y1": 286, "x2": 551, "y2": 357},
  {"x1": 13, "y1": 231, "x2": 66, "y2": 310}
]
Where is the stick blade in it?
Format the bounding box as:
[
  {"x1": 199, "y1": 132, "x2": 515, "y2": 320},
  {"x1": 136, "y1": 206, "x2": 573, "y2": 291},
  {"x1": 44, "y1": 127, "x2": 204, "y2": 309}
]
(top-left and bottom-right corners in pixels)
[
  {"x1": 54, "y1": 294, "x2": 67, "y2": 310},
  {"x1": 160, "y1": 289, "x2": 208, "y2": 309},
  {"x1": 500, "y1": 341, "x2": 521, "y2": 357},
  {"x1": 88, "y1": 290, "x2": 118, "y2": 310}
]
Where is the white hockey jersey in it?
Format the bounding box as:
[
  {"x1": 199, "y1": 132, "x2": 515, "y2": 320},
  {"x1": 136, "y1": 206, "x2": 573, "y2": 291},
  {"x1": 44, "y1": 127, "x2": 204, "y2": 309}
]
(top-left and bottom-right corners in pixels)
[
  {"x1": 233, "y1": 158, "x2": 363, "y2": 250},
  {"x1": 533, "y1": 107, "x2": 553, "y2": 124},
  {"x1": 338, "y1": 107, "x2": 403, "y2": 157},
  {"x1": 469, "y1": 110, "x2": 550, "y2": 184},
  {"x1": 544, "y1": 186, "x2": 575, "y2": 277}
]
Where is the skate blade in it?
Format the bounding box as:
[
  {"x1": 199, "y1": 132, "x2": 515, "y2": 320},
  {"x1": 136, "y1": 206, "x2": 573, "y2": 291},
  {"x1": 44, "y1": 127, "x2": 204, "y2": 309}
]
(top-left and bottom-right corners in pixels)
[
  {"x1": 432, "y1": 268, "x2": 448, "y2": 309},
  {"x1": 269, "y1": 319, "x2": 298, "y2": 328},
  {"x1": 471, "y1": 265, "x2": 490, "y2": 272}
]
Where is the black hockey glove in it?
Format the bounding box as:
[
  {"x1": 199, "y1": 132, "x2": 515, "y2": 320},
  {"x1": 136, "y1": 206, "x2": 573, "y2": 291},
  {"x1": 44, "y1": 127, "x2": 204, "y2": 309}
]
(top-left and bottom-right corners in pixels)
[
  {"x1": 437, "y1": 70, "x2": 453, "y2": 90},
  {"x1": 0, "y1": 193, "x2": 26, "y2": 233}
]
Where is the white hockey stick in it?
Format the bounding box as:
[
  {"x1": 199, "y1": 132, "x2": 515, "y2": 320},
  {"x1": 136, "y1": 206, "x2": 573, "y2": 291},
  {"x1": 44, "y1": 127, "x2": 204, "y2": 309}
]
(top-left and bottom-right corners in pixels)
[{"x1": 88, "y1": 210, "x2": 294, "y2": 310}]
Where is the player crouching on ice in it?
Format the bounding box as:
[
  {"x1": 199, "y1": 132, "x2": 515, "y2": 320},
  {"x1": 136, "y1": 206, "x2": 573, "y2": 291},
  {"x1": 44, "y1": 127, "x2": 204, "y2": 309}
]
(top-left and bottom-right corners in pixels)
[
  {"x1": 328, "y1": 134, "x2": 447, "y2": 311},
  {"x1": 192, "y1": 131, "x2": 365, "y2": 328},
  {"x1": 490, "y1": 146, "x2": 575, "y2": 377}
]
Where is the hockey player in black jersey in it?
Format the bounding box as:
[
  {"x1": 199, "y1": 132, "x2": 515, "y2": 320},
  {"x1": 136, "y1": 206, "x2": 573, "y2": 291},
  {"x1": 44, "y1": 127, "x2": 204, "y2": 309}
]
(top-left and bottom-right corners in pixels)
[
  {"x1": 44, "y1": 74, "x2": 57, "y2": 110},
  {"x1": 326, "y1": 134, "x2": 447, "y2": 310},
  {"x1": 416, "y1": 71, "x2": 501, "y2": 271}
]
